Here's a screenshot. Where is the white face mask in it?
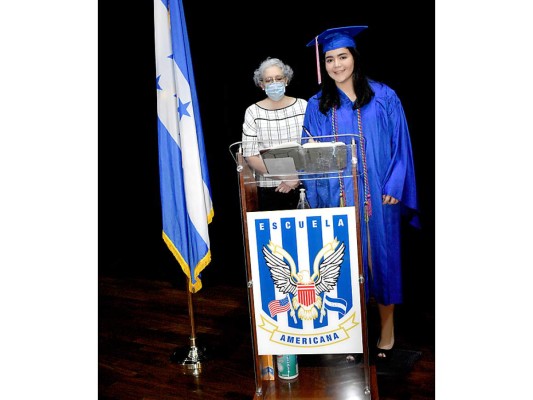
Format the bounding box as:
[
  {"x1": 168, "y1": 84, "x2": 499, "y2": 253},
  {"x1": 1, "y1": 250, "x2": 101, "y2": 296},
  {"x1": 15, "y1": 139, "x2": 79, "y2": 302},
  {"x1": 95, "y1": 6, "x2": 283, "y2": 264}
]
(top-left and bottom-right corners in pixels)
[{"x1": 265, "y1": 82, "x2": 286, "y2": 101}]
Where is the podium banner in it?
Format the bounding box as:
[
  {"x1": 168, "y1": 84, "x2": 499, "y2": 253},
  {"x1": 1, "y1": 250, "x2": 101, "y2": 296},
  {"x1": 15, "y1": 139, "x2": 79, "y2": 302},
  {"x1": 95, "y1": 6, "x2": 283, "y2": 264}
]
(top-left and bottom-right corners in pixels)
[{"x1": 246, "y1": 207, "x2": 363, "y2": 355}]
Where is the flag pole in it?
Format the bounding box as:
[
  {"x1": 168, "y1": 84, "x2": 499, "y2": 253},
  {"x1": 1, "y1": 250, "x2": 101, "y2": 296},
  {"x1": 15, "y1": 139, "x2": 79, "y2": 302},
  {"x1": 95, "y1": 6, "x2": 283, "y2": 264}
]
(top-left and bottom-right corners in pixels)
[
  {"x1": 155, "y1": 0, "x2": 212, "y2": 375},
  {"x1": 169, "y1": 278, "x2": 207, "y2": 375}
]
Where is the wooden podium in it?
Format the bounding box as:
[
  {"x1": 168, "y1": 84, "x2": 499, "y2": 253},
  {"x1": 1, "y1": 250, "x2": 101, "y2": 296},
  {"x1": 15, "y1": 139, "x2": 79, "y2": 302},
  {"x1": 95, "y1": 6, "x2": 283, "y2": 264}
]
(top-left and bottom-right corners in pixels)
[{"x1": 231, "y1": 136, "x2": 379, "y2": 399}]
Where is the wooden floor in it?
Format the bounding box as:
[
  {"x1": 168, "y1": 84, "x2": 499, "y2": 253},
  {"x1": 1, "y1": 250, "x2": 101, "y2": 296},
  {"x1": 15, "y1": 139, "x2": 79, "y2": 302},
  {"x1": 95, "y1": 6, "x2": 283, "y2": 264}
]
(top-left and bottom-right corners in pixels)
[{"x1": 99, "y1": 270, "x2": 434, "y2": 399}]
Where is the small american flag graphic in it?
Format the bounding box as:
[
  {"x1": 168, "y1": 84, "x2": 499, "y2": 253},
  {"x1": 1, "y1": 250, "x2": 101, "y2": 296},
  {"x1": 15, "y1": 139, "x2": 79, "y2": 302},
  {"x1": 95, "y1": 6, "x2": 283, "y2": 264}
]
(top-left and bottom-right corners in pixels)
[{"x1": 268, "y1": 296, "x2": 290, "y2": 317}]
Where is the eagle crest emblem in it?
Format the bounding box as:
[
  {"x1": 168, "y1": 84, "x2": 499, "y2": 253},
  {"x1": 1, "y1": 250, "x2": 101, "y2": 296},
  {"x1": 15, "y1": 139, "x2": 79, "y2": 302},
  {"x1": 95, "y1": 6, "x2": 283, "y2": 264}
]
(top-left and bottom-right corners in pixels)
[{"x1": 262, "y1": 238, "x2": 345, "y2": 321}]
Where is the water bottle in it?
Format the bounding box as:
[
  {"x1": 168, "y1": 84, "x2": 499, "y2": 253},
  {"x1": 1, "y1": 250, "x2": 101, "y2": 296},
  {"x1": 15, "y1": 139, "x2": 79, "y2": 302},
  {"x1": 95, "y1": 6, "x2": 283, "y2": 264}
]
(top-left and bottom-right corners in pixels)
[
  {"x1": 276, "y1": 354, "x2": 299, "y2": 380},
  {"x1": 297, "y1": 188, "x2": 311, "y2": 209}
]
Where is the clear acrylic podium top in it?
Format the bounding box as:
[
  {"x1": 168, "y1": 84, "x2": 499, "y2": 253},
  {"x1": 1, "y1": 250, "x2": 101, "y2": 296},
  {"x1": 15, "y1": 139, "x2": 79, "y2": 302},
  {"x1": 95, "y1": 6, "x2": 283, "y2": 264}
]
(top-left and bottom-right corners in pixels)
[{"x1": 229, "y1": 133, "x2": 361, "y2": 184}]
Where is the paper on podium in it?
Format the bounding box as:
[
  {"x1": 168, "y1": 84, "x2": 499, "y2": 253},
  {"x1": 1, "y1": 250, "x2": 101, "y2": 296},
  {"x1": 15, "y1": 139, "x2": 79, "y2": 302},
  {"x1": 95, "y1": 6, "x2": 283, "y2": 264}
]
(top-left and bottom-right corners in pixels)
[
  {"x1": 260, "y1": 142, "x2": 304, "y2": 174},
  {"x1": 261, "y1": 141, "x2": 347, "y2": 174},
  {"x1": 263, "y1": 157, "x2": 298, "y2": 176},
  {"x1": 302, "y1": 141, "x2": 347, "y2": 172}
]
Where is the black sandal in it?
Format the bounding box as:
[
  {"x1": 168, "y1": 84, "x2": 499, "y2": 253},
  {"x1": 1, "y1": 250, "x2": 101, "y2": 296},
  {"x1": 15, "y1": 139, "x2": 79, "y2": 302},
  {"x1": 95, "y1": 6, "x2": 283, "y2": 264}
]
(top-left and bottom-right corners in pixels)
[
  {"x1": 376, "y1": 347, "x2": 392, "y2": 360},
  {"x1": 375, "y1": 334, "x2": 394, "y2": 361}
]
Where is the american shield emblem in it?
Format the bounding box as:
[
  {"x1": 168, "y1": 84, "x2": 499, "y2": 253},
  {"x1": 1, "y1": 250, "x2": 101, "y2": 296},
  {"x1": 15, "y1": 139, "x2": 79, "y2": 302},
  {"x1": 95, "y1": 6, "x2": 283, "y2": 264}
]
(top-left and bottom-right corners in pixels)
[
  {"x1": 297, "y1": 284, "x2": 316, "y2": 307},
  {"x1": 247, "y1": 208, "x2": 363, "y2": 355}
]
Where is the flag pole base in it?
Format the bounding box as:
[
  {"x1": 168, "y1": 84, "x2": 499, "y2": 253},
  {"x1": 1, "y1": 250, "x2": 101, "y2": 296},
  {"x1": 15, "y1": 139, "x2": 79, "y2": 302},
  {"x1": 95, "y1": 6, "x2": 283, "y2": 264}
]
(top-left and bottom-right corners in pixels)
[{"x1": 170, "y1": 337, "x2": 207, "y2": 376}]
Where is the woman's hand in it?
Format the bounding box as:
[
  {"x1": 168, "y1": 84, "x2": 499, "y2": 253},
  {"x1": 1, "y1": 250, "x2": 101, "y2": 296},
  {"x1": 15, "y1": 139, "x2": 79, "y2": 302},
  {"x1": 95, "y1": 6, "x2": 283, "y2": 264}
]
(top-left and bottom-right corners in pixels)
[
  {"x1": 382, "y1": 194, "x2": 399, "y2": 205},
  {"x1": 276, "y1": 180, "x2": 300, "y2": 193}
]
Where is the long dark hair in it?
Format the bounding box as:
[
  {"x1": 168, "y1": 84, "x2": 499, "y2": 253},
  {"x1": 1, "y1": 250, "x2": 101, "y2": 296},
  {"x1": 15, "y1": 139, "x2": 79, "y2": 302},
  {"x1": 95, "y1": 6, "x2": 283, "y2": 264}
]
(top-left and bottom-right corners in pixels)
[{"x1": 318, "y1": 47, "x2": 374, "y2": 115}]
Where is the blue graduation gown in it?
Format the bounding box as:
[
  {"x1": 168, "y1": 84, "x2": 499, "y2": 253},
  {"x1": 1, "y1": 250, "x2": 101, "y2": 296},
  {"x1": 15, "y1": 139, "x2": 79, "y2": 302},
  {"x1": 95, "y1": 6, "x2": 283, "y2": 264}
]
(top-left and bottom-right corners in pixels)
[{"x1": 302, "y1": 80, "x2": 419, "y2": 305}]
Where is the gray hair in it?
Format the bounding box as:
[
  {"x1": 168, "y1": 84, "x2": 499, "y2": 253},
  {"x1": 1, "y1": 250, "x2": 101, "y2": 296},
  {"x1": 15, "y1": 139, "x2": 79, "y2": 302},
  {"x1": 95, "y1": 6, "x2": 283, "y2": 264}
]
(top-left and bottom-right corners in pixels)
[{"x1": 252, "y1": 57, "x2": 294, "y2": 87}]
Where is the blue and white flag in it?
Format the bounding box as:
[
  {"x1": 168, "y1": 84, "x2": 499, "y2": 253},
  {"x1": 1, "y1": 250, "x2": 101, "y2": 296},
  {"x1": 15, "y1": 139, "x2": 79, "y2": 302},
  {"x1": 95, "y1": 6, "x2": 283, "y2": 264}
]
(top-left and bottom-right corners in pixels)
[
  {"x1": 154, "y1": 0, "x2": 213, "y2": 292},
  {"x1": 324, "y1": 295, "x2": 348, "y2": 318}
]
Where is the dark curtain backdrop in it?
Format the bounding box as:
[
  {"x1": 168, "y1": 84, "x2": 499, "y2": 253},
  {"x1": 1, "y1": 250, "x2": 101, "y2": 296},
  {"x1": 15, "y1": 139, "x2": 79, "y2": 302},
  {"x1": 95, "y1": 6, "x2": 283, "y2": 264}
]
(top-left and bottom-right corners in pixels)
[{"x1": 99, "y1": 1, "x2": 435, "y2": 308}]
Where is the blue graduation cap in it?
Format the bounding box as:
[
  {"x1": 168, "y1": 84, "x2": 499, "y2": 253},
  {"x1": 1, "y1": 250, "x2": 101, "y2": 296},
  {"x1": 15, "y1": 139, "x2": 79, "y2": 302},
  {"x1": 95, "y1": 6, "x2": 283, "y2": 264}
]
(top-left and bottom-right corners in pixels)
[
  {"x1": 306, "y1": 25, "x2": 368, "y2": 84},
  {"x1": 306, "y1": 25, "x2": 367, "y2": 53}
]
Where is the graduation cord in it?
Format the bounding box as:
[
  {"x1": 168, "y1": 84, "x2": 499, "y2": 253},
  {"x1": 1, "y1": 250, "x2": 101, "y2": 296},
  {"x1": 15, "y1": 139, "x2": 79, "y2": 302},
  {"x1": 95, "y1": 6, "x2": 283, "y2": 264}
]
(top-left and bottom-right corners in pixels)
[
  {"x1": 331, "y1": 106, "x2": 346, "y2": 207},
  {"x1": 331, "y1": 106, "x2": 371, "y2": 216},
  {"x1": 356, "y1": 108, "x2": 372, "y2": 221},
  {"x1": 333, "y1": 105, "x2": 374, "y2": 281},
  {"x1": 354, "y1": 107, "x2": 374, "y2": 282}
]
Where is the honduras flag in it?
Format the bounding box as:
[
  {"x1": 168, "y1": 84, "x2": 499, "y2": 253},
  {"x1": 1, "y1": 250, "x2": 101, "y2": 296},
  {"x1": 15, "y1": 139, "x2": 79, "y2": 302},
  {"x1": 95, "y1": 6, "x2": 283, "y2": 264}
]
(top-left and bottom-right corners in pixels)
[{"x1": 154, "y1": 0, "x2": 213, "y2": 292}]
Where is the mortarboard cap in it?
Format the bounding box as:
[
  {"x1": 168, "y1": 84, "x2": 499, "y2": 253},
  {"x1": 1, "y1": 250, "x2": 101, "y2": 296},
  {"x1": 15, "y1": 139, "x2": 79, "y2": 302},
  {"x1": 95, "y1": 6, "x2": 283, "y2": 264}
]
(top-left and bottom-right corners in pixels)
[
  {"x1": 306, "y1": 25, "x2": 368, "y2": 84},
  {"x1": 306, "y1": 25, "x2": 368, "y2": 53}
]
